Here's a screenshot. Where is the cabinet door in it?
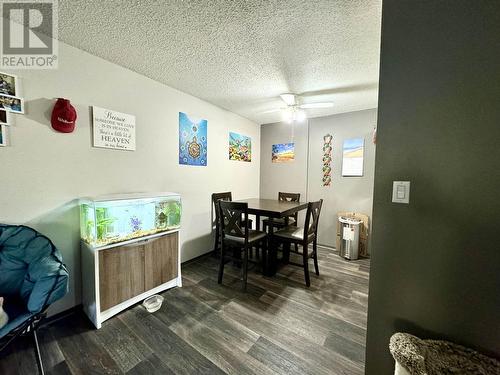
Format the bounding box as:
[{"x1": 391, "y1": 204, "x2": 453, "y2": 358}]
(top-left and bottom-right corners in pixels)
[
  {"x1": 99, "y1": 243, "x2": 145, "y2": 311},
  {"x1": 144, "y1": 232, "x2": 178, "y2": 290}
]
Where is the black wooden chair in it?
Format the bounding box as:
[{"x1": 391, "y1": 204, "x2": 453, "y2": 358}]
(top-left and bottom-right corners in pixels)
[
  {"x1": 262, "y1": 192, "x2": 301, "y2": 232},
  {"x1": 211, "y1": 192, "x2": 252, "y2": 255},
  {"x1": 271, "y1": 199, "x2": 323, "y2": 287},
  {"x1": 212, "y1": 192, "x2": 232, "y2": 254},
  {"x1": 217, "y1": 201, "x2": 267, "y2": 291}
]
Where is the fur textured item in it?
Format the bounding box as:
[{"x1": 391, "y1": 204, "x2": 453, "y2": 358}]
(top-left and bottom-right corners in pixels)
[
  {"x1": 389, "y1": 333, "x2": 500, "y2": 375},
  {"x1": 0, "y1": 297, "x2": 8, "y2": 329}
]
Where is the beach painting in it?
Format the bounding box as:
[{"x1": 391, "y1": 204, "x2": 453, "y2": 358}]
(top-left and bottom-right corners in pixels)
[
  {"x1": 229, "y1": 132, "x2": 251, "y2": 162},
  {"x1": 272, "y1": 143, "x2": 295, "y2": 163},
  {"x1": 342, "y1": 138, "x2": 364, "y2": 176},
  {"x1": 179, "y1": 112, "x2": 207, "y2": 166}
]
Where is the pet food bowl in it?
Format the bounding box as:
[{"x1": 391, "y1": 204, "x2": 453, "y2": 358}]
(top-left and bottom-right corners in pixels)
[{"x1": 143, "y1": 294, "x2": 164, "y2": 313}]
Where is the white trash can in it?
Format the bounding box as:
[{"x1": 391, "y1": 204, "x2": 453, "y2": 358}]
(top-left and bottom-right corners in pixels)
[{"x1": 338, "y1": 217, "x2": 362, "y2": 260}]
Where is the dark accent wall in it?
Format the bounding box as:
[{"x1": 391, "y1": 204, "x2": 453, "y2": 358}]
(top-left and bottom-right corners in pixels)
[{"x1": 365, "y1": 1, "x2": 500, "y2": 374}]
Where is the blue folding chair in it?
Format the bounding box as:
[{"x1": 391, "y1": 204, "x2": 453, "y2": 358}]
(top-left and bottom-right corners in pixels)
[{"x1": 0, "y1": 224, "x2": 68, "y2": 374}]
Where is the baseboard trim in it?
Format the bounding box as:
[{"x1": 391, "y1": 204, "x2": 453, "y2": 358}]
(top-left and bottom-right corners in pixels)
[
  {"x1": 43, "y1": 304, "x2": 82, "y2": 327},
  {"x1": 182, "y1": 249, "x2": 216, "y2": 265}
]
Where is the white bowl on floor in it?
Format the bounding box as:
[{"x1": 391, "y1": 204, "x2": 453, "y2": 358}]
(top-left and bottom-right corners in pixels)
[{"x1": 143, "y1": 294, "x2": 164, "y2": 313}]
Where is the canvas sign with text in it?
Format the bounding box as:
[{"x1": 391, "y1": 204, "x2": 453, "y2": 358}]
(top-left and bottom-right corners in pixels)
[{"x1": 92, "y1": 106, "x2": 136, "y2": 151}]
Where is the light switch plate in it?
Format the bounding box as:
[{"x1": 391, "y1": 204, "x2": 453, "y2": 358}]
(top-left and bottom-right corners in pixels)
[{"x1": 392, "y1": 181, "x2": 410, "y2": 204}]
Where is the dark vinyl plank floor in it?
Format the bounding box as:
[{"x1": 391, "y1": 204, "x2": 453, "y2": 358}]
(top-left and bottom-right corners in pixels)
[{"x1": 0, "y1": 247, "x2": 370, "y2": 375}]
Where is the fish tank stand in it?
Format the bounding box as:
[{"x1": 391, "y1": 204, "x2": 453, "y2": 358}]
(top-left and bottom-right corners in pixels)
[{"x1": 79, "y1": 192, "x2": 182, "y2": 329}]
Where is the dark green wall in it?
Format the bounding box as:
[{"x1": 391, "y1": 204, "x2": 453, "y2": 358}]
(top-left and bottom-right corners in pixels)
[{"x1": 365, "y1": 1, "x2": 500, "y2": 373}]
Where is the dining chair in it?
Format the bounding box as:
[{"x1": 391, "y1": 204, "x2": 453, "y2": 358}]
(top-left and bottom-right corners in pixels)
[
  {"x1": 270, "y1": 199, "x2": 323, "y2": 287},
  {"x1": 212, "y1": 192, "x2": 232, "y2": 254},
  {"x1": 211, "y1": 192, "x2": 253, "y2": 255},
  {"x1": 217, "y1": 201, "x2": 267, "y2": 291},
  {"x1": 262, "y1": 192, "x2": 301, "y2": 232}
]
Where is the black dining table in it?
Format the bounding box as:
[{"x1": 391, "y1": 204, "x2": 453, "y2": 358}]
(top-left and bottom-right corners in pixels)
[{"x1": 233, "y1": 198, "x2": 308, "y2": 276}]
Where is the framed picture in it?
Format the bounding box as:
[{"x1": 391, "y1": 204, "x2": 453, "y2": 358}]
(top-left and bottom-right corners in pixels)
[
  {"x1": 272, "y1": 143, "x2": 295, "y2": 163},
  {"x1": 229, "y1": 132, "x2": 251, "y2": 162},
  {"x1": 0, "y1": 109, "x2": 10, "y2": 125},
  {"x1": 0, "y1": 94, "x2": 24, "y2": 114},
  {"x1": 179, "y1": 112, "x2": 207, "y2": 166},
  {"x1": 342, "y1": 138, "x2": 364, "y2": 176},
  {"x1": 0, "y1": 71, "x2": 18, "y2": 97},
  {"x1": 0, "y1": 125, "x2": 7, "y2": 146}
]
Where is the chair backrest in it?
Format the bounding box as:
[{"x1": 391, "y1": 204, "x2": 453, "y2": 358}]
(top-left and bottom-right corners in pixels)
[
  {"x1": 278, "y1": 192, "x2": 300, "y2": 202},
  {"x1": 218, "y1": 201, "x2": 249, "y2": 243},
  {"x1": 279, "y1": 192, "x2": 301, "y2": 222},
  {"x1": 212, "y1": 192, "x2": 232, "y2": 229},
  {"x1": 0, "y1": 224, "x2": 69, "y2": 314},
  {"x1": 303, "y1": 199, "x2": 323, "y2": 241}
]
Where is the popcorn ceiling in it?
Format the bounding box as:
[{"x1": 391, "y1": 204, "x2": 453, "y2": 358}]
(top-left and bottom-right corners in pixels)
[{"x1": 58, "y1": 0, "x2": 381, "y2": 124}]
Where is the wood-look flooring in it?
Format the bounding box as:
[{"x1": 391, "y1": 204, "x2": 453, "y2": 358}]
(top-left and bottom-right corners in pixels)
[{"x1": 0, "y1": 247, "x2": 370, "y2": 375}]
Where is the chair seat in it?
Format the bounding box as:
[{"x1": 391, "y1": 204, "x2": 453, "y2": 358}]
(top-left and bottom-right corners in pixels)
[
  {"x1": 0, "y1": 295, "x2": 33, "y2": 339},
  {"x1": 225, "y1": 230, "x2": 266, "y2": 244},
  {"x1": 262, "y1": 217, "x2": 295, "y2": 228},
  {"x1": 273, "y1": 226, "x2": 314, "y2": 243}
]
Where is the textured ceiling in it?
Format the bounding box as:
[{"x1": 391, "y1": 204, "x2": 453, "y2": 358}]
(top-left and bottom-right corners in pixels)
[{"x1": 59, "y1": 0, "x2": 381, "y2": 124}]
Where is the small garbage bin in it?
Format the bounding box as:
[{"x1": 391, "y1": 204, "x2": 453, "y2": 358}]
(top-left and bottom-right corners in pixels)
[{"x1": 338, "y1": 217, "x2": 362, "y2": 260}]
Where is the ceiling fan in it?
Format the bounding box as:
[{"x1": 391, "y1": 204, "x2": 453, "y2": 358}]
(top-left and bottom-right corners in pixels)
[{"x1": 263, "y1": 93, "x2": 334, "y2": 123}]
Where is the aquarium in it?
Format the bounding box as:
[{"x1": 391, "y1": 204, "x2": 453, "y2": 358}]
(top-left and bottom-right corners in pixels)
[{"x1": 80, "y1": 192, "x2": 181, "y2": 248}]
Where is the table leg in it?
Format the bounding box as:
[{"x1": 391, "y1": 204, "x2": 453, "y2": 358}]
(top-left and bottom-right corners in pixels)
[
  {"x1": 264, "y1": 217, "x2": 278, "y2": 276},
  {"x1": 283, "y1": 242, "x2": 290, "y2": 264}
]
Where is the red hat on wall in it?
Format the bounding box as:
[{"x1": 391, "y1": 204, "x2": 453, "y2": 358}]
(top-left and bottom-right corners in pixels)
[{"x1": 51, "y1": 98, "x2": 77, "y2": 133}]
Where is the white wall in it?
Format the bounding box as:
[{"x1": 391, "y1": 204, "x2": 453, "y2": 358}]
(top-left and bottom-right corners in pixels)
[
  {"x1": 0, "y1": 41, "x2": 260, "y2": 314},
  {"x1": 260, "y1": 109, "x2": 376, "y2": 248},
  {"x1": 259, "y1": 121, "x2": 308, "y2": 200},
  {"x1": 308, "y1": 109, "x2": 377, "y2": 247}
]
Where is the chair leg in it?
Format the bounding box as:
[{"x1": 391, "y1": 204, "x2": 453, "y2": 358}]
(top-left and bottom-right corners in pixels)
[
  {"x1": 31, "y1": 323, "x2": 45, "y2": 375},
  {"x1": 242, "y1": 245, "x2": 249, "y2": 291},
  {"x1": 218, "y1": 242, "x2": 225, "y2": 284},
  {"x1": 213, "y1": 226, "x2": 220, "y2": 254},
  {"x1": 313, "y1": 240, "x2": 320, "y2": 276},
  {"x1": 303, "y1": 244, "x2": 310, "y2": 287}
]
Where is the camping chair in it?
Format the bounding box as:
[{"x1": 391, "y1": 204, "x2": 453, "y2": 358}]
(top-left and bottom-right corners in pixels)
[{"x1": 0, "y1": 224, "x2": 69, "y2": 375}]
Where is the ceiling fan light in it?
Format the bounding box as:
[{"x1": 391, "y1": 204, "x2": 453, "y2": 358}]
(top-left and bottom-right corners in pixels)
[
  {"x1": 296, "y1": 109, "x2": 307, "y2": 122},
  {"x1": 282, "y1": 107, "x2": 293, "y2": 123}
]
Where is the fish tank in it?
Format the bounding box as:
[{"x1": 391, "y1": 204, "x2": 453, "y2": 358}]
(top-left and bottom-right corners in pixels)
[{"x1": 80, "y1": 192, "x2": 181, "y2": 248}]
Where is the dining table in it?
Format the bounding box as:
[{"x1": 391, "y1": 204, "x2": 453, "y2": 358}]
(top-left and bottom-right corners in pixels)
[{"x1": 233, "y1": 198, "x2": 308, "y2": 276}]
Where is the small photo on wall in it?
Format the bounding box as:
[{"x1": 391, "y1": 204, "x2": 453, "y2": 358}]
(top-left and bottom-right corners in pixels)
[
  {"x1": 0, "y1": 109, "x2": 10, "y2": 125},
  {"x1": 272, "y1": 143, "x2": 295, "y2": 163},
  {"x1": 229, "y1": 132, "x2": 251, "y2": 162},
  {"x1": 0, "y1": 72, "x2": 18, "y2": 97},
  {"x1": 0, "y1": 94, "x2": 24, "y2": 114},
  {"x1": 0, "y1": 125, "x2": 7, "y2": 146}
]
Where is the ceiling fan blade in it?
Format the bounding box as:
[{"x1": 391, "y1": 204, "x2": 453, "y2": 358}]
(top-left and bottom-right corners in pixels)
[
  {"x1": 259, "y1": 108, "x2": 282, "y2": 114},
  {"x1": 280, "y1": 93, "x2": 296, "y2": 106},
  {"x1": 299, "y1": 102, "x2": 334, "y2": 109},
  {"x1": 299, "y1": 82, "x2": 378, "y2": 97}
]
